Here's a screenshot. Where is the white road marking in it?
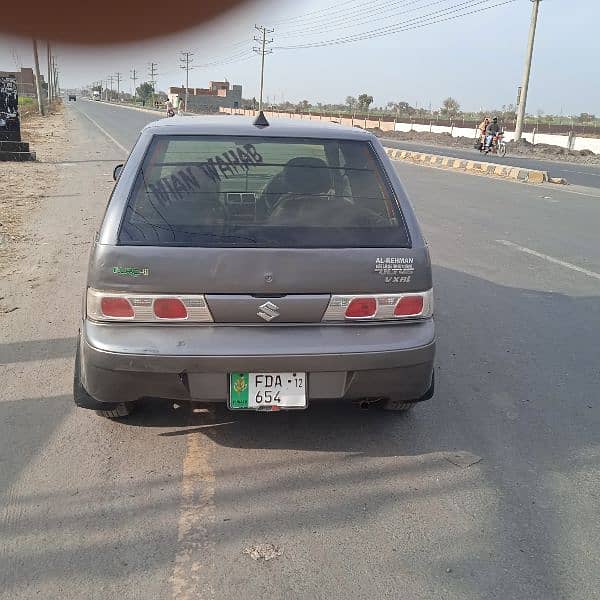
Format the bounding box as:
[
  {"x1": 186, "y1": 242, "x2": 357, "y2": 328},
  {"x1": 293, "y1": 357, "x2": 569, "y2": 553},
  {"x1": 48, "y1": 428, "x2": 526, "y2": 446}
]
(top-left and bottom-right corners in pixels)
[
  {"x1": 497, "y1": 240, "x2": 600, "y2": 282},
  {"x1": 560, "y1": 169, "x2": 600, "y2": 177},
  {"x1": 76, "y1": 107, "x2": 129, "y2": 155},
  {"x1": 554, "y1": 188, "x2": 600, "y2": 199}
]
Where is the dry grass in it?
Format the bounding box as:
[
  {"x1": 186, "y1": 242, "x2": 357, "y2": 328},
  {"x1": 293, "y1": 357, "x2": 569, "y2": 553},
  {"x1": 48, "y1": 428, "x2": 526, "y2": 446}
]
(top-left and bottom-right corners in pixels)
[{"x1": 0, "y1": 103, "x2": 69, "y2": 282}]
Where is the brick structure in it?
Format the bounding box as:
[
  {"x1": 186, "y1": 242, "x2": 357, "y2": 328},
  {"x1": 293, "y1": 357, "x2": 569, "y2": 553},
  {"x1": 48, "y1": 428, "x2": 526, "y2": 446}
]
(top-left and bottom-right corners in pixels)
[
  {"x1": 0, "y1": 67, "x2": 46, "y2": 98},
  {"x1": 168, "y1": 80, "x2": 242, "y2": 112}
]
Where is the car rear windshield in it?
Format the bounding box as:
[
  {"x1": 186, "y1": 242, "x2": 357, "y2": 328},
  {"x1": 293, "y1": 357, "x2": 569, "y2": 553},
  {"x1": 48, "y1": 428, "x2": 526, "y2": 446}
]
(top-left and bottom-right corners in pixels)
[{"x1": 119, "y1": 135, "x2": 410, "y2": 248}]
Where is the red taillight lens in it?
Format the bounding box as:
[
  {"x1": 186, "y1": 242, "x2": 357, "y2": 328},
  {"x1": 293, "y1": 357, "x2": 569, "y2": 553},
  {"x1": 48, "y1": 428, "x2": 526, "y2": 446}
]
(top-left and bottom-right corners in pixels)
[
  {"x1": 394, "y1": 295, "x2": 424, "y2": 316},
  {"x1": 100, "y1": 297, "x2": 134, "y2": 318},
  {"x1": 345, "y1": 297, "x2": 377, "y2": 318},
  {"x1": 153, "y1": 298, "x2": 188, "y2": 319}
]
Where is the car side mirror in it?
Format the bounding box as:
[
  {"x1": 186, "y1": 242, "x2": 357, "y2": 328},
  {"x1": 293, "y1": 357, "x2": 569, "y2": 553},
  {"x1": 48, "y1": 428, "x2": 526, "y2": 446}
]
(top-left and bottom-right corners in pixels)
[{"x1": 113, "y1": 164, "x2": 124, "y2": 181}]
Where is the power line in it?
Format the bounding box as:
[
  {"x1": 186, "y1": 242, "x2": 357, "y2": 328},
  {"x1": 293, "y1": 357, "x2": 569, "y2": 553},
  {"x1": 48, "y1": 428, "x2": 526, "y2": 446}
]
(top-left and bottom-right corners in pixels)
[
  {"x1": 277, "y1": 0, "x2": 430, "y2": 33},
  {"x1": 196, "y1": 49, "x2": 255, "y2": 68},
  {"x1": 270, "y1": 0, "x2": 372, "y2": 27},
  {"x1": 275, "y1": 0, "x2": 516, "y2": 49},
  {"x1": 278, "y1": 0, "x2": 452, "y2": 37},
  {"x1": 277, "y1": 0, "x2": 502, "y2": 46}
]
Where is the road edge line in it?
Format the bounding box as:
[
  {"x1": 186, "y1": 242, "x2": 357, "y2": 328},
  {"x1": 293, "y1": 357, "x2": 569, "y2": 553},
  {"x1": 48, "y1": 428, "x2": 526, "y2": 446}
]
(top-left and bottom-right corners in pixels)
[{"x1": 75, "y1": 107, "x2": 129, "y2": 155}]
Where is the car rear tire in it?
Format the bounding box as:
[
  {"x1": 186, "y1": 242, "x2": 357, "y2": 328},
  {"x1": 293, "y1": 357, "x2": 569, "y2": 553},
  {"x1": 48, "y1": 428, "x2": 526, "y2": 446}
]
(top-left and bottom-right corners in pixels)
[
  {"x1": 381, "y1": 398, "x2": 414, "y2": 412},
  {"x1": 95, "y1": 403, "x2": 133, "y2": 419}
]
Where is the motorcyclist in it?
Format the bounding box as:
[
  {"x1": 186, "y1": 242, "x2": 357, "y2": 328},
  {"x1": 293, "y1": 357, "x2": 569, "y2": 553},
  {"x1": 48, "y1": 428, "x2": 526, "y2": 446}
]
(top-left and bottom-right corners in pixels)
[
  {"x1": 485, "y1": 117, "x2": 500, "y2": 150},
  {"x1": 479, "y1": 116, "x2": 490, "y2": 140},
  {"x1": 165, "y1": 99, "x2": 175, "y2": 117}
]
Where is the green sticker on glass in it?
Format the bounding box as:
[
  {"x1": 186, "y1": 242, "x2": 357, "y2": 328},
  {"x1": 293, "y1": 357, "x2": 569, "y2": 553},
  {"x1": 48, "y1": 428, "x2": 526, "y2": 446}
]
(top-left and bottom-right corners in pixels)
[{"x1": 230, "y1": 373, "x2": 249, "y2": 408}]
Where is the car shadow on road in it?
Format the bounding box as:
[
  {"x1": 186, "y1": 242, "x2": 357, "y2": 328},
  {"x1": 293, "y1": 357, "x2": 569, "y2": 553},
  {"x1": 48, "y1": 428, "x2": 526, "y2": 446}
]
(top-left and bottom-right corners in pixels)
[{"x1": 1, "y1": 264, "x2": 598, "y2": 598}]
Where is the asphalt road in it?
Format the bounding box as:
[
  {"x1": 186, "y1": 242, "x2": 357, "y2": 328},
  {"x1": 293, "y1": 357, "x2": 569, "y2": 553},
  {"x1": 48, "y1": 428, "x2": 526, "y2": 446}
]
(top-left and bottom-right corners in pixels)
[
  {"x1": 382, "y1": 138, "x2": 600, "y2": 189},
  {"x1": 1, "y1": 99, "x2": 599, "y2": 600}
]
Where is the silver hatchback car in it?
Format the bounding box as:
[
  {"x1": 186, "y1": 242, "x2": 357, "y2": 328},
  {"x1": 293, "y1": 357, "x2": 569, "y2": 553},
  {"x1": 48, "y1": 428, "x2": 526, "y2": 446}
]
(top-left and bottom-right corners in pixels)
[{"x1": 74, "y1": 114, "x2": 435, "y2": 418}]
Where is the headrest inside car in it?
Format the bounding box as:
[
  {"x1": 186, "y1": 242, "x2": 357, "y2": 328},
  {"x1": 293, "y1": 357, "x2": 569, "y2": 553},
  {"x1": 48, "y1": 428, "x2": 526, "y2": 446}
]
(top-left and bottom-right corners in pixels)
[{"x1": 283, "y1": 157, "x2": 331, "y2": 196}]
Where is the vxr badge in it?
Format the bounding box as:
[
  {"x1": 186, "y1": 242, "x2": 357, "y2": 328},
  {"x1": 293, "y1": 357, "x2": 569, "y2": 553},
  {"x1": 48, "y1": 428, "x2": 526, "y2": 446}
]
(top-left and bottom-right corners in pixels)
[{"x1": 257, "y1": 301, "x2": 280, "y2": 322}]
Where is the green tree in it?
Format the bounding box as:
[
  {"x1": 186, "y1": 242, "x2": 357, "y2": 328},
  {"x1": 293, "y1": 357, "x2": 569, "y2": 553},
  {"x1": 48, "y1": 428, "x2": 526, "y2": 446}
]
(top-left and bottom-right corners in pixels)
[
  {"x1": 357, "y1": 94, "x2": 373, "y2": 111},
  {"x1": 345, "y1": 95, "x2": 357, "y2": 110},
  {"x1": 441, "y1": 97, "x2": 460, "y2": 118},
  {"x1": 136, "y1": 82, "x2": 154, "y2": 104},
  {"x1": 388, "y1": 101, "x2": 415, "y2": 116},
  {"x1": 577, "y1": 112, "x2": 595, "y2": 123}
]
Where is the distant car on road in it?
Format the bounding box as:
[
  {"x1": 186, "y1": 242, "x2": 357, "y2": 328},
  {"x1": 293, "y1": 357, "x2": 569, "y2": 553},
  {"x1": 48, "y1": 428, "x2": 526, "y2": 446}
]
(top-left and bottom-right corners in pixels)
[
  {"x1": 74, "y1": 115, "x2": 435, "y2": 419},
  {"x1": 68, "y1": 94, "x2": 76, "y2": 101}
]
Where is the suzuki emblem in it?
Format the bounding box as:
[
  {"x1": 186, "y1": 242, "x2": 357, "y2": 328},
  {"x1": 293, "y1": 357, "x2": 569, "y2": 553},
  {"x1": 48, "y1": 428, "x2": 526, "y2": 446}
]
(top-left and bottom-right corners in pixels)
[{"x1": 257, "y1": 301, "x2": 280, "y2": 322}]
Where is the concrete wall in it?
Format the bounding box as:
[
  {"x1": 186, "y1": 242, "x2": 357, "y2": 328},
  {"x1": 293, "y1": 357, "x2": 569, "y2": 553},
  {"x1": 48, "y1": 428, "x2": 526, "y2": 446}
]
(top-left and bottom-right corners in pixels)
[
  {"x1": 395, "y1": 120, "x2": 600, "y2": 153},
  {"x1": 219, "y1": 108, "x2": 600, "y2": 153}
]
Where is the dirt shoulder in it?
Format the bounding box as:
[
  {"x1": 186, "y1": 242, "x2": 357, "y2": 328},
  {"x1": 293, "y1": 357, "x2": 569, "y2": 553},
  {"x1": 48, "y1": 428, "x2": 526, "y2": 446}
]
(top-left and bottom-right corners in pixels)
[
  {"x1": 0, "y1": 104, "x2": 70, "y2": 293},
  {"x1": 0, "y1": 103, "x2": 118, "y2": 319},
  {"x1": 372, "y1": 129, "x2": 600, "y2": 165}
]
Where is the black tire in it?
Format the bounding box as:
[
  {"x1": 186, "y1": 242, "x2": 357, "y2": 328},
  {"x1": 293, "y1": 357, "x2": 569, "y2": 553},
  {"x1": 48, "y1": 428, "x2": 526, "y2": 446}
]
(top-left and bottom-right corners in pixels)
[
  {"x1": 498, "y1": 144, "x2": 507, "y2": 157},
  {"x1": 381, "y1": 372, "x2": 435, "y2": 412},
  {"x1": 95, "y1": 403, "x2": 132, "y2": 419},
  {"x1": 74, "y1": 337, "x2": 135, "y2": 419},
  {"x1": 381, "y1": 398, "x2": 415, "y2": 412}
]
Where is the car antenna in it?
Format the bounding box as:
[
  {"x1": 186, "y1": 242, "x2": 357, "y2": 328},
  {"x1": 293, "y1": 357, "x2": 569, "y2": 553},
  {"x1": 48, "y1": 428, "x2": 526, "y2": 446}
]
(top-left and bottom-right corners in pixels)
[{"x1": 253, "y1": 111, "x2": 269, "y2": 128}]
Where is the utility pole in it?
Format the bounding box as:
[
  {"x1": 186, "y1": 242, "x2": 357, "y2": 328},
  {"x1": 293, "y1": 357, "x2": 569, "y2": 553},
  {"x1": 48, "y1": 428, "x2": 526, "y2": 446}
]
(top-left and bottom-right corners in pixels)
[
  {"x1": 32, "y1": 39, "x2": 45, "y2": 115},
  {"x1": 514, "y1": 0, "x2": 542, "y2": 141},
  {"x1": 107, "y1": 75, "x2": 115, "y2": 101},
  {"x1": 179, "y1": 51, "x2": 194, "y2": 111},
  {"x1": 52, "y1": 57, "x2": 59, "y2": 97},
  {"x1": 253, "y1": 25, "x2": 274, "y2": 112},
  {"x1": 131, "y1": 69, "x2": 138, "y2": 102},
  {"x1": 46, "y1": 41, "x2": 53, "y2": 103},
  {"x1": 115, "y1": 72, "x2": 122, "y2": 101},
  {"x1": 148, "y1": 62, "x2": 158, "y2": 108}
]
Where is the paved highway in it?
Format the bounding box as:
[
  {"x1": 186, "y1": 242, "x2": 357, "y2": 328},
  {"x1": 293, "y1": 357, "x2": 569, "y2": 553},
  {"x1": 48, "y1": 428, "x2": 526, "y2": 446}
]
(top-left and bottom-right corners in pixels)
[
  {"x1": 382, "y1": 137, "x2": 600, "y2": 189},
  {"x1": 1, "y1": 99, "x2": 599, "y2": 600}
]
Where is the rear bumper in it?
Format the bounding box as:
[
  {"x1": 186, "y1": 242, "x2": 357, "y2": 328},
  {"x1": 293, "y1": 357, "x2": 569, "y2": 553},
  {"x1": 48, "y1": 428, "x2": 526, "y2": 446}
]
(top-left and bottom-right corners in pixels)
[{"x1": 79, "y1": 319, "x2": 435, "y2": 405}]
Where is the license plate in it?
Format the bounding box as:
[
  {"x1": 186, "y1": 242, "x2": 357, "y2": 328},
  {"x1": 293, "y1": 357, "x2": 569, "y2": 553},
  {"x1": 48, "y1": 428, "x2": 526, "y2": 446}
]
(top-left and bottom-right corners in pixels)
[{"x1": 229, "y1": 372, "x2": 307, "y2": 411}]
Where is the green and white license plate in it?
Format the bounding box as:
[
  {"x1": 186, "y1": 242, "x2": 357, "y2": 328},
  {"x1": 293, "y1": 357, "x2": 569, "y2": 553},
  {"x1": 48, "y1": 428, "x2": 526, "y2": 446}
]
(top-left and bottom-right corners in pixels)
[{"x1": 229, "y1": 372, "x2": 307, "y2": 411}]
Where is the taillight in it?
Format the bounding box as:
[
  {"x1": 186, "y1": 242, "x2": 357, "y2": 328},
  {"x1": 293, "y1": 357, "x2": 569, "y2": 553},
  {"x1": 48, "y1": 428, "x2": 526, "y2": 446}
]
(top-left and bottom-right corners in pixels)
[
  {"x1": 153, "y1": 298, "x2": 187, "y2": 320},
  {"x1": 87, "y1": 289, "x2": 213, "y2": 322},
  {"x1": 345, "y1": 297, "x2": 377, "y2": 319},
  {"x1": 100, "y1": 297, "x2": 134, "y2": 319},
  {"x1": 323, "y1": 290, "x2": 433, "y2": 322},
  {"x1": 394, "y1": 295, "x2": 424, "y2": 317}
]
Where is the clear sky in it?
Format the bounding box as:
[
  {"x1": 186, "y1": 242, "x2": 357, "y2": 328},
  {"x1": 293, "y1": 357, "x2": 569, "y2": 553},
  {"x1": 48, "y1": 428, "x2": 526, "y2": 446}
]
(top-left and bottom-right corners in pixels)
[{"x1": 1, "y1": 0, "x2": 598, "y2": 115}]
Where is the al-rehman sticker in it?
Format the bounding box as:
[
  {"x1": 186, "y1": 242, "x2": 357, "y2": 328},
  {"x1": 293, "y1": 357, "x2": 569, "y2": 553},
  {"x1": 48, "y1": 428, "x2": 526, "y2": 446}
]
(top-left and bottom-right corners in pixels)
[
  {"x1": 374, "y1": 257, "x2": 414, "y2": 284},
  {"x1": 112, "y1": 266, "x2": 150, "y2": 277}
]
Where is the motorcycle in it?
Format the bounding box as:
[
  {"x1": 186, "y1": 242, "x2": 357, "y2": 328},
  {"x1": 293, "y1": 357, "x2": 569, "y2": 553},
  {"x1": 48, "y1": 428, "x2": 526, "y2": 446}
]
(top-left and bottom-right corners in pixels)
[{"x1": 476, "y1": 131, "x2": 507, "y2": 157}]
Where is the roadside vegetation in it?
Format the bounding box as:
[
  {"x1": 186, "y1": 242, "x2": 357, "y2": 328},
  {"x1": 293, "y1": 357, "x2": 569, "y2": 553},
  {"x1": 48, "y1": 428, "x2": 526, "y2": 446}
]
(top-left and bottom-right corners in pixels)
[{"x1": 238, "y1": 95, "x2": 600, "y2": 133}]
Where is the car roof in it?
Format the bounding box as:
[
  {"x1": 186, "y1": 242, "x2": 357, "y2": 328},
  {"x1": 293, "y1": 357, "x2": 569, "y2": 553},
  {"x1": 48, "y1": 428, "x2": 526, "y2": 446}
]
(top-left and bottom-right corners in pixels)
[{"x1": 142, "y1": 115, "x2": 377, "y2": 141}]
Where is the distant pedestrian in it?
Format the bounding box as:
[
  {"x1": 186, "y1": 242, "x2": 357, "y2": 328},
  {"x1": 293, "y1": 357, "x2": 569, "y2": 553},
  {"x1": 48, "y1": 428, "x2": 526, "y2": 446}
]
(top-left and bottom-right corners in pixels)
[{"x1": 177, "y1": 99, "x2": 185, "y2": 116}]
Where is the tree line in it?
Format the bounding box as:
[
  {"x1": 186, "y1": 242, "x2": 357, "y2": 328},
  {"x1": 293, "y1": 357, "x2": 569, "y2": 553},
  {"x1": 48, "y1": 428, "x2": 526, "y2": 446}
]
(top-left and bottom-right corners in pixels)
[{"x1": 241, "y1": 93, "x2": 598, "y2": 126}]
